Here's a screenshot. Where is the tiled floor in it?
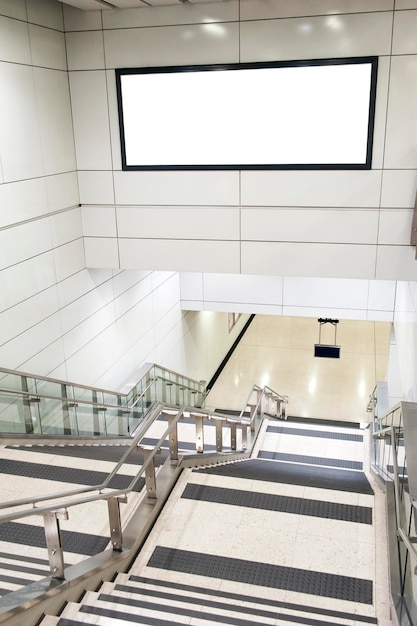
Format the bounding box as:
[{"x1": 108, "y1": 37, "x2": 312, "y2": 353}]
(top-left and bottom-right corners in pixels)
[{"x1": 205, "y1": 315, "x2": 391, "y2": 424}]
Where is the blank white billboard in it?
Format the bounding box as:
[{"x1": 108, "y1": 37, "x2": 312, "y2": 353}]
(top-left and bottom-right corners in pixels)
[{"x1": 116, "y1": 57, "x2": 378, "y2": 170}]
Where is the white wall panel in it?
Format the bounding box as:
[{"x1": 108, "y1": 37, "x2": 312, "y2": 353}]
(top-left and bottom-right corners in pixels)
[
  {"x1": 112, "y1": 270, "x2": 152, "y2": 299},
  {"x1": 66, "y1": 31, "x2": 105, "y2": 70},
  {"x1": 84, "y1": 237, "x2": 119, "y2": 269},
  {"x1": 241, "y1": 171, "x2": 382, "y2": 208},
  {"x1": 203, "y1": 273, "x2": 283, "y2": 305},
  {"x1": 0, "y1": 252, "x2": 57, "y2": 311},
  {"x1": 241, "y1": 0, "x2": 394, "y2": 21},
  {"x1": 0, "y1": 286, "x2": 60, "y2": 344},
  {"x1": 63, "y1": 4, "x2": 102, "y2": 31},
  {"x1": 241, "y1": 208, "x2": 379, "y2": 244},
  {"x1": 35, "y1": 68, "x2": 77, "y2": 175},
  {"x1": 0, "y1": 15, "x2": 31, "y2": 64},
  {"x1": 29, "y1": 25, "x2": 66, "y2": 70},
  {"x1": 368, "y1": 279, "x2": 396, "y2": 311},
  {"x1": 49, "y1": 208, "x2": 83, "y2": 248},
  {"x1": 56, "y1": 268, "x2": 113, "y2": 308},
  {"x1": 372, "y1": 56, "x2": 391, "y2": 170},
  {"x1": 62, "y1": 301, "x2": 116, "y2": 358},
  {"x1": 0, "y1": 219, "x2": 53, "y2": 270},
  {"x1": 82, "y1": 206, "x2": 117, "y2": 237},
  {"x1": 384, "y1": 55, "x2": 417, "y2": 169},
  {"x1": 392, "y1": 9, "x2": 417, "y2": 54},
  {"x1": 116, "y1": 207, "x2": 239, "y2": 240},
  {"x1": 0, "y1": 178, "x2": 48, "y2": 227},
  {"x1": 0, "y1": 63, "x2": 44, "y2": 182},
  {"x1": 106, "y1": 69, "x2": 122, "y2": 171},
  {"x1": 381, "y1": 170, "x2": 417, "y2": 208},
  {"x1": 26, "y1": 0, "x2": 64, "y2": 30},
  {"x1": 78, "y1": 171, "x2": 115, "y2": 204},
  {"x1": 23, "y1": 340, "x2": 67, "y2": 381},
  {"x1": 119, "y1": 239, "x2": 240, "y2": 273},
  {"x1": 53, "y1": 238, "x2": 85, "y2": 282},
  {"x1": 69, "y1": 71, "x2": 112, "y2": 170},
  {"x1": 114, "y1": 278, "x2": 154, "y2": 319},
  {"x1": 0, "y1": 313, "x2": 63, "y2": 370},
  {"x1": 103, "y1": 22, "x2": 239, "y2": 69},
  {"x1": 102, "y1": 2, "x2": 238, "y2": 29},
  {"x1": 240, "y1": 12, "x2": 392, "y2": 63},
  {"x1": 376, "y1": 246, "x2": 417, "y2": 280},
  {"x1": 113, "y1": 171, "x2": 239, "y2": 206},
  {"x1": 284, "y1": 276, "x2": 371, "y2": 310},
  {"x1": 396, "y1": 0, "x2": 417, "y2": 6},
  {"x1": 179, "y1": 272, "x2": 204, "y2": 302},
  {"x1": 46, "y1": 172, "x2": 79, "y2": 213},
  {"x1": 282, "y1": 305, "x2": 376, "y2": 321},
  {"x1": 378, "y1": 209, "x2": 413, "y2": 245},
  {"x1": 0, "y1": 0, "x2": 26, "y2": 21},
  {"x1": 241, "y1": 242, "x2": 377, "y2": 279},
  {"x1": 151, "y1": 271, "x2": 177, "y2": 290}
]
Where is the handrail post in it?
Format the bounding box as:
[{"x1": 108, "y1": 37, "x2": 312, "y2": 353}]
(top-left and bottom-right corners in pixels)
[
  {"x1": 140, "y1": 447, "x2": 157, "y2": 499},
  {"x1": 256, "y1": 388, "x2": 262, "y2": 415},
  {"x1": 195, "y1": 415, "x2": 204, "y2": 453},
  {"x1": 216, "y1": 420, "x2": 223, "y2": 451},
  {"x1": 166, "y1": 413, "x2": 179, "y2": 461},
  {"x1": 108, "y1": 495, "x2": 127, "y2": 551},
  {"x1": 242, "y1": 424, "x2": 248, "y2": 450},
  {"x1": 230, "y1": 422, "x2": 237, "y2": 450},
  {"x1": 43, "y1": 509, "x2": 68, "y2": 579},
  {"x1": 21, "y1": 375, "x2": 35, "y2": 434}
]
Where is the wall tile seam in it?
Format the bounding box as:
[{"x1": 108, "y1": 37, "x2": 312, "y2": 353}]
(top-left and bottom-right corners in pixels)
[
  {"x1": 0, "y1": 237, "x2": 84, "y2": 274},
  {"x1": 0, "y1": 13, "x2": 65, "y2": 34},
  {"x1": 0, "y1": 311, "x2": 64, "y2": 350},
  {"x1": 0, "y1": 205, "x2": 82, "y2": 233},
  {"x1": 80, "y1": 10, "x2": 401, "y2": 31},
  {"x1": 0, "y1": 59, "x2": 69, "y2": 71},
  {"x1": 188, "y1": 299, "x2": 397, "y2": 313}
]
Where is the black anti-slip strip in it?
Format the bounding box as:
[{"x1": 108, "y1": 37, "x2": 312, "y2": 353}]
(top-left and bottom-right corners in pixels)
[
  {"x1": 127, "y1": 575, "x2": 378, "y2": 623},
  {"x1": 9, "y1": 444, "x2": 168, "y2": 467},
  {"x1": 148, "y1": 546, "x2": 373, "y2": 604},
  {"x1": 128, "y1": 574, "x2": 377, "y2": 624},
  {"x1": 57, "y1": 617, "x2": 97, "y2": 626},
  {"x1": 258, "y1": 450, "x2": 363, "y2": 470},
  {"x1": 266, "y1": 425, "x2": 363, "y2": 441},
  {"x1": 195, "y1": 458, "x2": 374, "y2": 495},
  {"x1": 0, "y1": 551, "x2": 49, "y2": 566},
  {"x1": 98, "y1": 591, "x2": 351, "y2": 626},
  {"x1": 0, "y1": 522, "x2": 109, "y2": 555},
  {"x1": 0, "y1": 459, "x2": 144, "y2": 492},
  {"x1": 0, "y1": 561, "x2": 48, "y2": 576},
  {"x1": 0, "y1": 573, "x2": 34, "y2": 586},
  {"x1": 79, "y1": 605, "x2": 191, "y2": 626},
  {"x1": 181, "y1": 483, "x2": 372, "y2": 524},
  {"x1": 139, "y1": 437, "x2": 217, "y2": 451}
]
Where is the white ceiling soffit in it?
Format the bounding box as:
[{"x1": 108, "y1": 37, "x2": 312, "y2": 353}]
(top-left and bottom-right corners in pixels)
[{"x1": 58, "y1": 0, "x2": 218, "y2": 10}]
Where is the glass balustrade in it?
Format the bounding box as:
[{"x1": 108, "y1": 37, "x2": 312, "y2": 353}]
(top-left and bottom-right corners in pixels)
[
  {"x1": 371, "y1": 400, "x2": 417, "y2": 626},
  {"x1": 0, "y1": 365, "x2": 206, "y2": 438}
]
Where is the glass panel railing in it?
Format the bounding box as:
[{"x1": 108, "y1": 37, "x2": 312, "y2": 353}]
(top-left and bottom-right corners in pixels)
[
  {"x1": 0, "y1": 365, "x2": 206, "y2": 439},
  {"x1": 372, "y1": 399, "x2": 417, "y2": 626}
]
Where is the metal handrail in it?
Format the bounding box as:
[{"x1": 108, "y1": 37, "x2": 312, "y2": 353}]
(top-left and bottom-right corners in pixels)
[
  {"x1": 0, "y1": 379, "x2": 287, "y2": 625},
  {"x1": 0, "y1": 400, "x2": 257, "y2": 525},
  {"x1": 0, "y1": 363, "x2": 204, "y2": 400},
  {"x1": 0, "y1": 387, "x2": 132, "y2": 412},
  {"x1": 0, "y1": 403, "x2": 164, "y2": 514}
]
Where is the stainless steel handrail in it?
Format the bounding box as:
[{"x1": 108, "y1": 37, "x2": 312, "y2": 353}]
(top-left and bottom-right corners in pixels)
[{"x1": 0, "y1": 385, "x2": 283, "y2": 578}]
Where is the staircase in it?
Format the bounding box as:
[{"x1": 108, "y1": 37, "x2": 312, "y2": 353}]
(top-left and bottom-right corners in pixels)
[{"x1": 33, "y1": 418, "x2": 392, "y2": 626}]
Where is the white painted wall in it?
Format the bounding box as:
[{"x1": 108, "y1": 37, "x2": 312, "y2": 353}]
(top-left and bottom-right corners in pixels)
[
  {"x1": 0, "y1": 0, "x2": 248, "y2": 390},
  {"x1": 1, "y1": 0, "x2": 417, "y2": 399},
  {"x1": 64, "y1": 0, "x2": 417, "y2": 284}
]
